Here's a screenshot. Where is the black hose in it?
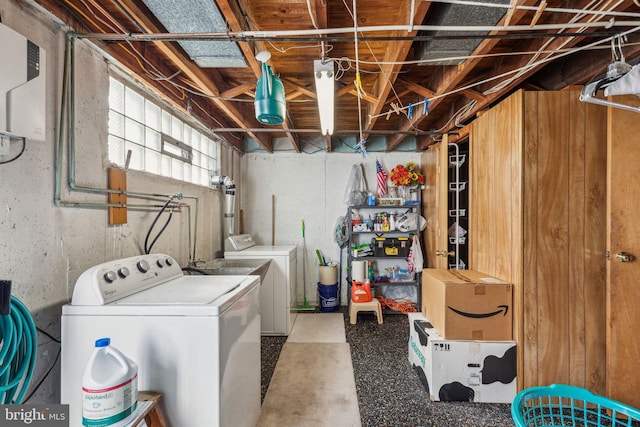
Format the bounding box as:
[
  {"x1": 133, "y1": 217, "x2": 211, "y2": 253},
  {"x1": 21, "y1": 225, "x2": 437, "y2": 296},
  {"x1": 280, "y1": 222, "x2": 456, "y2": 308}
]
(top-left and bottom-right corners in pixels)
[
  {"x1": 144, "y1": 197, "x2": 174, "y2": 254},
  {"x1": 0, "y1": 138, "x2": 26, "y2": 165}
]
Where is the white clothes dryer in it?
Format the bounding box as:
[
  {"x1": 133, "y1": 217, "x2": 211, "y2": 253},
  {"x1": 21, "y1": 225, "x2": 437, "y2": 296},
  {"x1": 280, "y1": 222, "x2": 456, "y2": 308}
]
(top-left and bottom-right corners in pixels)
[
  {"x1": 61, "y1": 253, "x2": 260, "y2": 427},
  {"x1": 225, "y1": 234, "x2": 297, "y2": 336}
]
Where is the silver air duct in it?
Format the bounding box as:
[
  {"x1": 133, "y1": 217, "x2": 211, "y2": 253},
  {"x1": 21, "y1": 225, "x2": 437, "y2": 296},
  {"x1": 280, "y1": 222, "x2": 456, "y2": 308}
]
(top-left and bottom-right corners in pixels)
[{"x1": 211, "y1": 175, "x2": 236, "y2": 236}]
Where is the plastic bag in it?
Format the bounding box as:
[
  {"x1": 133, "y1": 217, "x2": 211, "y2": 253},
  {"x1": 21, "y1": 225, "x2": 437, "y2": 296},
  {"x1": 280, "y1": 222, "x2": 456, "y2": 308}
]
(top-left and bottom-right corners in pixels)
[
  {"x1": 397, "y1": 212, "x2": 427, "y2": 232},
  {"x1": 343, "y1": 163, "x2": 367, "y2": 205},
  {"x1": 408, "y1": 236, "x2": 424, "y2": 273}
]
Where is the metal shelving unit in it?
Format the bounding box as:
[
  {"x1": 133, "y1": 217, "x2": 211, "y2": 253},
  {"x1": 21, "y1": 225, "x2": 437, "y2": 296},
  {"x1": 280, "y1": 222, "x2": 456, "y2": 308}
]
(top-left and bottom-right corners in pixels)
[{"x1": 346, "y1": 202, "x2": 423, "y2": 313}]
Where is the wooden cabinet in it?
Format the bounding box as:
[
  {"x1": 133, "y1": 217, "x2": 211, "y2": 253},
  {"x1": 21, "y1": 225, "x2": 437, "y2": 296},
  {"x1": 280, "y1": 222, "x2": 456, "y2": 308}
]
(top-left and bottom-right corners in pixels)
[
  {"x1": 467, "y1": 90, "x2": 607, "y2": 393},
  {"x1": 606, "y1": 94, "x2": 640, "y2": 408}
]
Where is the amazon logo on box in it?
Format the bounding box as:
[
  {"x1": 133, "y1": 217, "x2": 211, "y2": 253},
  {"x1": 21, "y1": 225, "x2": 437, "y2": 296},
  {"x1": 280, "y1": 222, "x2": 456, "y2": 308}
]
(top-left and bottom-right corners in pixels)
[{"x1": 421, "y1": 269, "x2": 513, "y2": 341}]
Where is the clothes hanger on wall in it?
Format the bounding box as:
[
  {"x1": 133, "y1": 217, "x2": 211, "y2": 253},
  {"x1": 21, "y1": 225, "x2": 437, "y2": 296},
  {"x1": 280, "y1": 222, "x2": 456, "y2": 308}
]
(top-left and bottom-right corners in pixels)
[{"x1": 579, "y1": 35, "x2": 640, "y2": 113}]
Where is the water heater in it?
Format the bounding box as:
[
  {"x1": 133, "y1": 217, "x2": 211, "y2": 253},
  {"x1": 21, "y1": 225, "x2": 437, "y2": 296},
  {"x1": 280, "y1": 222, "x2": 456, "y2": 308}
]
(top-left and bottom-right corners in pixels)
[{"x1": 0, "y1": 22, "x2": 46, "y2": 141}]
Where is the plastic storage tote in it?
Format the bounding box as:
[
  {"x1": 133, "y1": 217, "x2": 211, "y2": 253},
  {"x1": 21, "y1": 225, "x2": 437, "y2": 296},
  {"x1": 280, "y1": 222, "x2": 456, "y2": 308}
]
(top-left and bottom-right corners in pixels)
[{"x1": 512, "y1": 383, "x2": 640, "y2": 427}]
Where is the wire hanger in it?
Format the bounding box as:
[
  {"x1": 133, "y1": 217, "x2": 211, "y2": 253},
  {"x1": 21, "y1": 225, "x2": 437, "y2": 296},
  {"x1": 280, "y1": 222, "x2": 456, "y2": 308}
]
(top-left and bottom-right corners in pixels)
[{"x1": 580, "y1": 34, "x2": 640, "y2": 113}]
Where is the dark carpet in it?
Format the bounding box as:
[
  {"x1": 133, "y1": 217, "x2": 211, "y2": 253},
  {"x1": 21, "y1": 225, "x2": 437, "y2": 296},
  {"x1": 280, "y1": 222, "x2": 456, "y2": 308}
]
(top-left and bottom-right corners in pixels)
[{"x1": 261, "y1": 308, "x2": 515, "y2": 427}]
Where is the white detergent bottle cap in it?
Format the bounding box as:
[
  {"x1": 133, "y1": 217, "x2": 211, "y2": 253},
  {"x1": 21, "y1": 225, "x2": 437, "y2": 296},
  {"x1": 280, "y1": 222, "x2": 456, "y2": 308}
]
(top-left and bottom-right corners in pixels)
[{"x1": 95, "y1": 337, "x2": 110, "y2": 347}]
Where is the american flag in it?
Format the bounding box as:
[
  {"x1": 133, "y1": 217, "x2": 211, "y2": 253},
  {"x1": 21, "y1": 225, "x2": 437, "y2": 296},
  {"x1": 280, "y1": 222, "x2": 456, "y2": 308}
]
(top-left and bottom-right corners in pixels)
[{"x1": 376, "y1": 160, "x2": 388, "y2": 198}]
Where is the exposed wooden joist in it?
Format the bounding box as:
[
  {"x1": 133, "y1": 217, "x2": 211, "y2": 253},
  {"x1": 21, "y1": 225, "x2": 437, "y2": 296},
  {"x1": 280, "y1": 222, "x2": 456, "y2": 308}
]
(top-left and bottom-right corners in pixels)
[
  {"x1": 362, "y1": 0, "x2": 432, "y2": 140},
  {"x1": 460, "y1": 89, "x2": 487, "y2": 103},
  {"x1": 386, "y1": 0, "x2": 541, "y2": 151},
  {"x1": 397, "y1": 78, "x2": 437, "y2": 99},
  {"x1": 220, "y1": 81, "x2": 257, "y2": 99},
  {"x1": 410, "y1": 0, "x2": 620, "y2": 150},
  {"x1": 215, "y1": 0, "x2": 305, "y2": 150}
]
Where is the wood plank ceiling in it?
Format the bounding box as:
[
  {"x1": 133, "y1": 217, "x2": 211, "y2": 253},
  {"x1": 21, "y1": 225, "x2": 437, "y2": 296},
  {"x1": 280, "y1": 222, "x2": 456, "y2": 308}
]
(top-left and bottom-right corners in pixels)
[{"x1": 32, "y1": 0, "x2": 640, "y2": 153}]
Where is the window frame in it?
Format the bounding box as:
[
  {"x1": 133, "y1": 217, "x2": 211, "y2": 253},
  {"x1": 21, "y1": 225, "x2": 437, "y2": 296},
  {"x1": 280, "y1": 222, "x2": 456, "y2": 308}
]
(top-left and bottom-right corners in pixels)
[{"x1": 107, "y1": 75, "x2": 219, "y2": 187}]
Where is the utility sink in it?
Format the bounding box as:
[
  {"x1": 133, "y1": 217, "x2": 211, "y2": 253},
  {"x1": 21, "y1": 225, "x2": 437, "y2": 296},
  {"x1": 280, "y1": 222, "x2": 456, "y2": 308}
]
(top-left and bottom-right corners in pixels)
[{"x1": 183, "y1": 258, "x2": 271, "y2": 283}]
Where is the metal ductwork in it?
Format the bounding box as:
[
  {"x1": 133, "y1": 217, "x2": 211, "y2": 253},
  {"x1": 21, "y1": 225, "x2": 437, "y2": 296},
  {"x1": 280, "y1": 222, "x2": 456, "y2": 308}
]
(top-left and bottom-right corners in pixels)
[
  {"x1": 416, "y1": 0, "x2": 509, "y2": 66},
  {"x1": 211, "y1": 175, "x2": 236, "y2": 236}
]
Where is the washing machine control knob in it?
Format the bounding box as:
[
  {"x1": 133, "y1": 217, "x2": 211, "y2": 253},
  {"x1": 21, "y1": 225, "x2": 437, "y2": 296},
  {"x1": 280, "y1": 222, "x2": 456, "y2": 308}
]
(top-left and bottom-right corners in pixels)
[
  {"x1": 165, "y1": 257, "x2": 173, "y2": 266},
  {"x1": 103, "y1": 271, "x2": 117, "y2": 283},
  {"x1": 156, "y1": 259, "x2": 165, "y2": 268},
  {"x1": 118, "y1": 267, "x2": 130, "y2": 278},
  {"x1": 137, "y1": 260, "x2": 150, "y2": 273}
]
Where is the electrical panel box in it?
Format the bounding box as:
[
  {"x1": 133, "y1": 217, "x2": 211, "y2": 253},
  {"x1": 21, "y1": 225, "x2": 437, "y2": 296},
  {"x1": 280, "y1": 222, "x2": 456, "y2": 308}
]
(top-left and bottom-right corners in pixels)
[{"x1": 0, "y1": 22, "x2": 46, "y2": 141}]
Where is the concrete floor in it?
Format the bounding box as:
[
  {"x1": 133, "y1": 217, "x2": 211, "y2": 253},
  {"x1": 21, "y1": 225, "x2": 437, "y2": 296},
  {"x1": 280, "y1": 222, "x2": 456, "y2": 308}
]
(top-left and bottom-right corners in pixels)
[{"x1": 261, "y1": 308, "x2": 514, "y2": 427}]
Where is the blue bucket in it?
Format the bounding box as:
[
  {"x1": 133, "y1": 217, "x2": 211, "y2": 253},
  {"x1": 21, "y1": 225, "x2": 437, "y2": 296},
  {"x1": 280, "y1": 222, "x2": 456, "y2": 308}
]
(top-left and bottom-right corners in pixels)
[{"x1": 317, "y1": 282, "x2": 339, "y2": 312}]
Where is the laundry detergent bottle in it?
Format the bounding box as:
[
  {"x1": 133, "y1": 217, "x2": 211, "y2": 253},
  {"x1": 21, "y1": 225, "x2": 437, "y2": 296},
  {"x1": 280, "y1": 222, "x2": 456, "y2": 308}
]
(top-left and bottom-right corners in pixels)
[{"x1": 82, "y1": 338, "x2": 138, "y2": 426}]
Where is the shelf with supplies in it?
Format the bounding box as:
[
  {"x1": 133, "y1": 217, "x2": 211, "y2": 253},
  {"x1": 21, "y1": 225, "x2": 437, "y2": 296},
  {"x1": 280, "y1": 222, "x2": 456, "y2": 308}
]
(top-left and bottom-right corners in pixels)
[{"x1": 346, "y1": 202, "x2": 423, "y2": 313}]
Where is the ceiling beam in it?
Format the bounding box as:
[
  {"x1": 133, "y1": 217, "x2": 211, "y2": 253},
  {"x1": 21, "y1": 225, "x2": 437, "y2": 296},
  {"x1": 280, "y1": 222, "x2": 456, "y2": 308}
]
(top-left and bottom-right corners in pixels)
[
  {"x1": 216, "y1": 0, "x2": 304, "y2": 150},
  {"x1": 220, "y1": 81, "x2": 256, "y2": 99},
  {"x1": 213, "y1": 0, "x2": 262, "y2": 77},
  {"x1": 385, "y1": 0, "x2": 541, "y2": 151},
  {"x1": 397, "y1": 78, "x2": 437, "y2": 99},
  {"x1": 361, "y1": 0, "x2": 432, "y2": 140},
  {"x1": 32, "y1": 0, "x2": 249, "y2": 151},
  {"x1": 410, "y1": 0, "x2": 631, "y2": 150}
]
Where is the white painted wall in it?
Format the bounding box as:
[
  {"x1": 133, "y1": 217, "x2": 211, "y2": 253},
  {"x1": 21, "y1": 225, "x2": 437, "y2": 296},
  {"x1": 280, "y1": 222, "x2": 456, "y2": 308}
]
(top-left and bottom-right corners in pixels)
[{"x1": 240, "y1": 152, "x2": 421, "y2": 306}]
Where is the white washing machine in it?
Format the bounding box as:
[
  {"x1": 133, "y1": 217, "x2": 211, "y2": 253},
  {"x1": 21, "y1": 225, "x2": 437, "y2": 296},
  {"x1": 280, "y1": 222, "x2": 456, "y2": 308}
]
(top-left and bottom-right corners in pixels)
[
  {"x1": 225, "y1": 234, "x2": 297, "y2": 336},
  {"x1": 61, "y1": 253, "x2": 260, "y2": 427}
]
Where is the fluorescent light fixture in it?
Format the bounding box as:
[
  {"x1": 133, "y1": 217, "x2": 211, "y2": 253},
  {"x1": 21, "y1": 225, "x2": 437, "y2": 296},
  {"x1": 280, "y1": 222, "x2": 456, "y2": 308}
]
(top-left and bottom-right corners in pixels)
[{"x1": 314, "y1": 60, "x2": 335, "y2": 135}]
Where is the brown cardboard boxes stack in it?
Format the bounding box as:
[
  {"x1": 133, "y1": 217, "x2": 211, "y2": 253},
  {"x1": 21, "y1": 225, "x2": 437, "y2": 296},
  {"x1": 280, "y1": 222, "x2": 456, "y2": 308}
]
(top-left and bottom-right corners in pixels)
[
  {"x1": 421, "y1": 269, "x2": 513, "y2": 341},
  {"x1": 407, "y1": 269, "x2": 516, "y2": 403}
]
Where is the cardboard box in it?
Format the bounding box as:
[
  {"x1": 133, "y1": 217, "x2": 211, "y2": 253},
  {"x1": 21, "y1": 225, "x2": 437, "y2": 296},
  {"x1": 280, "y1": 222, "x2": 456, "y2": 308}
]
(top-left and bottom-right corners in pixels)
[
  {"x1": 421, "y1": 269, "x2": 513, "y2": 340},
  {"x1": 408, "y1": 312, "x2": 517, "y2": 403}
]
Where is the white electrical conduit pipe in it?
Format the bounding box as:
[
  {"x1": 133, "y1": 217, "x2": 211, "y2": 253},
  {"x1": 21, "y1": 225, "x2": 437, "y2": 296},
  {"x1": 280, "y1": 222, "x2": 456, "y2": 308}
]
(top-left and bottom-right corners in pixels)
[
  {"x1": 77, "y1": 20, "x2": 640, "y2": 42},
  {"x1": 426, "y1": 0, "x2": 640, "y2": 19},
  {"x1": 357, "y1": 42, "x2": 639, "y2": 66}
]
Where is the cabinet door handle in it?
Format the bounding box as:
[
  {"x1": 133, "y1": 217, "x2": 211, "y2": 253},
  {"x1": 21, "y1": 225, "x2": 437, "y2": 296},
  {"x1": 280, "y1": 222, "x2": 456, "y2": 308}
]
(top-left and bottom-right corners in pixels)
[
  {"x1": 435, "y1": 250, "x2": 455, "y2": 257},
  {"x1": 615, "y1": 252, "x2": 635, "y2": 263}
]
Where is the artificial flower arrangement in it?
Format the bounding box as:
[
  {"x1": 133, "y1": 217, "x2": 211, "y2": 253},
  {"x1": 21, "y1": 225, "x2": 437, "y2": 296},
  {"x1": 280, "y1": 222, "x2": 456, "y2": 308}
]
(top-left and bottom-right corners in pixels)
[{"x1": 389, "y1": 162, "x2": 425, "y2": 187}]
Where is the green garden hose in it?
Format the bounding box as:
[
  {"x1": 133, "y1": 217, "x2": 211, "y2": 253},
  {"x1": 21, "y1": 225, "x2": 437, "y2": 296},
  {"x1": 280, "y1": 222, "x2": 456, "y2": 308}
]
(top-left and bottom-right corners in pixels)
[{"x1": 0, "y1": 295, "x2": 38, "y2": 404}]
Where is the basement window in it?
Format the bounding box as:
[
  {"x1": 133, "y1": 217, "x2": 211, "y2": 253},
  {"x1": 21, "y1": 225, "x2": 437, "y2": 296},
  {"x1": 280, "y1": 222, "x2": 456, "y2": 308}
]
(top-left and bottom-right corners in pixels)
[{"x1": 108, "y1": 76, "x2": 218, "y2": 186}]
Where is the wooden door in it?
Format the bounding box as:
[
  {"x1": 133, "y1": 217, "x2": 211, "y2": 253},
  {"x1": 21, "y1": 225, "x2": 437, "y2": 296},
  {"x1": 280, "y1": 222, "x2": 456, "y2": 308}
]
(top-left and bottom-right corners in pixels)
[
  {"x1": 468, "y1": 90, "x2": 606, "y2": 392},
  {"x1": 421, "y1": 135, "x2": 449, "y2": 269},
  {"x1": 606, "y1": 95, "x2": 640, "y2": 407}
]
